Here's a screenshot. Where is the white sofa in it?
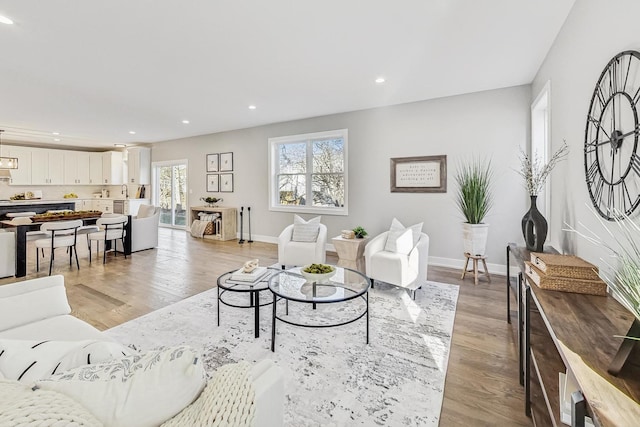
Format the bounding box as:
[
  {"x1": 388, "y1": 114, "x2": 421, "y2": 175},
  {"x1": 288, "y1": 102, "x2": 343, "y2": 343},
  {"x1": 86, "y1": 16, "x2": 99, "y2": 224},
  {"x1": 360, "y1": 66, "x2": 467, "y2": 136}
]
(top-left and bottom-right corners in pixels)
[{"x1": 0, "y1": 275, "x2": 284, "y2": 426}]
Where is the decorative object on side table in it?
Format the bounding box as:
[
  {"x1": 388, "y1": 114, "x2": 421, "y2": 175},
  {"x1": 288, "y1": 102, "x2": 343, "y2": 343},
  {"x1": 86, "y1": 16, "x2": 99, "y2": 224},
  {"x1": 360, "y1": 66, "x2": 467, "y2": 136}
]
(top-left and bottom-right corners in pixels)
[
  {"x1": 454, "y1": 157, "x2": 493, "y2": 256},
  {"x1": 517, "y1": 142, "x2": 568, "y2": 251},
  {"x1": 352, "y1": 226, "x2": 367, "y2": 239},
  {"x1": 341, "y1": 229, "x2": 355, "y2": 239},
  {"x1": 200, "y1": 197, "x2": 223, "y2": 207}
]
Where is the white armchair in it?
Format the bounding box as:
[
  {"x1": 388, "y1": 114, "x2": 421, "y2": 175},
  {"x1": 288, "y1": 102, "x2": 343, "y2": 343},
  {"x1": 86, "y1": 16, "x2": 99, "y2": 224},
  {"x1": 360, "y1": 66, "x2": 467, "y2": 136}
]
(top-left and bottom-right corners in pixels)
[
  {"x1": 278, "y1": 222, "x2": 327, "y2": 268},
  {"x1": 365, "y1": 231, "x2": 429, "y2": 299},
  {"x1": 117, "y1": 205, "x2": 160, "y2": 253}
]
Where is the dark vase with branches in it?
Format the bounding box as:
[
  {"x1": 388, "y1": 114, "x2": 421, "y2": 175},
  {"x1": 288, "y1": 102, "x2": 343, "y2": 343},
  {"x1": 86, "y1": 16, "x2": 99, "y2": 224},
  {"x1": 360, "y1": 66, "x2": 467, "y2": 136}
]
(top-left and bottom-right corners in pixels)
[{"x1": 517, "y1": 142, "x2": 568, "y2": 251}]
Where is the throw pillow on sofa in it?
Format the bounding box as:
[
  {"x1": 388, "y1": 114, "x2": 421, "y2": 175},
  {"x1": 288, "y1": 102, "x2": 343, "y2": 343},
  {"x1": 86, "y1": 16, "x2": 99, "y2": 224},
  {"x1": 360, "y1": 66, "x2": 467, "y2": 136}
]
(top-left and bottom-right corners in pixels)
[
  {"x1": 0, "y1": 339, "x2": 133, "y2": 382},
  {"x1": 37, "y1": 346, "x2": 206, "y2": 427},
  {"x1": 291, "y1": 215, "x2": 321, "y2": 242},
  {"x1": 384, "y1": 218, "x2": 423, "y2": 254}
]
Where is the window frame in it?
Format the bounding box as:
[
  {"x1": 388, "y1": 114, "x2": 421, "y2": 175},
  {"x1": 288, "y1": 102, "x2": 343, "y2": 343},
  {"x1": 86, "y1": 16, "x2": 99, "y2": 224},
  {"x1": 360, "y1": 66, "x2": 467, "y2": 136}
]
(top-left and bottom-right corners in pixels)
[{"x1": 268, "y1": 129, "x2": 348, "y2": 216}]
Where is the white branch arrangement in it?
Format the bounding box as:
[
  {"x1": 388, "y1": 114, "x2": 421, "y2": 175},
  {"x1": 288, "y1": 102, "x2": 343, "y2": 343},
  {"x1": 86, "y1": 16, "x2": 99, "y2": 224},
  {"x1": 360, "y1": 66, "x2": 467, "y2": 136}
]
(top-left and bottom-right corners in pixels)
[{"x1": 517, "y1": 141, "x2": 569, "y2": 196}]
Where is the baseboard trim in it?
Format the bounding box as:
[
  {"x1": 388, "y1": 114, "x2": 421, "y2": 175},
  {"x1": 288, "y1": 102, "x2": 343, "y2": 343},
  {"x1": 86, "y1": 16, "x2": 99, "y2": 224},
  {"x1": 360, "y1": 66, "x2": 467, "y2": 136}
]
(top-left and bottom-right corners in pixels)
[
  {"x1": 234, "y1": 233, "x2": 507, "y2": 275},
  {"x1": 429, "y1": 256, "x2": 507, "y2": 276}
]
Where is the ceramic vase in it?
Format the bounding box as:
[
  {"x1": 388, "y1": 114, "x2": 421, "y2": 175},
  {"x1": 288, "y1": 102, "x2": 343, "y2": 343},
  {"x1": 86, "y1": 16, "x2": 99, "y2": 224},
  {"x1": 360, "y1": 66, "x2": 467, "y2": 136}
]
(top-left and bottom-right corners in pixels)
[
  {"x1": 462, "y1": 223, "x2": 489, "y2": 256},
  {"x1": 521, "y1": 196, "x2": 548, "y2": 252}
]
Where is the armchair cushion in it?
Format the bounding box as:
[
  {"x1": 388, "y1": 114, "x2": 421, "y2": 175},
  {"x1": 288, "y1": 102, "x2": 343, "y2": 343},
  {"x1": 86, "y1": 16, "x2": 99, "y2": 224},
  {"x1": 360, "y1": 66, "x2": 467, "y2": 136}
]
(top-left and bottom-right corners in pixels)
[
  {"x1": 137, "y1": 204, "x2": 156, "y2": 219},
  {"x1": 383, "y1": 218, "x2": 424, "y2": 254},
  {"x1": 291, "y1": 215, "x2": 321, "y2": 242}
]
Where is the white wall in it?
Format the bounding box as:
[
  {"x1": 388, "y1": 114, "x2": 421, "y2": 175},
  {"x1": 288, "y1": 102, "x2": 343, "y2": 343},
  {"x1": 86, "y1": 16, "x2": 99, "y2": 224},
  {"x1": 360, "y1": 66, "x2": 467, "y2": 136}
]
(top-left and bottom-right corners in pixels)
[
  {"x1": 152, "y1": 85, "x2": 531, "y2": 271},
  {"x1": 532, "y1": 0, "x2": 640, "y2": 266}
]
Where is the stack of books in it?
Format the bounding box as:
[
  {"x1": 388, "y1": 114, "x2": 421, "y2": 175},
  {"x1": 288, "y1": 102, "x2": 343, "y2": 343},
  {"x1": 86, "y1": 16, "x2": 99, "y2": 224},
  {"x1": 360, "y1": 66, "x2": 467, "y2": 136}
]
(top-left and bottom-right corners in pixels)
[
  {"x1": 524, "y1": 252, "x2": 607, "y2": 296},
  {"x1": 228, "y1": 266, "x2": 269, "y2": 283}
]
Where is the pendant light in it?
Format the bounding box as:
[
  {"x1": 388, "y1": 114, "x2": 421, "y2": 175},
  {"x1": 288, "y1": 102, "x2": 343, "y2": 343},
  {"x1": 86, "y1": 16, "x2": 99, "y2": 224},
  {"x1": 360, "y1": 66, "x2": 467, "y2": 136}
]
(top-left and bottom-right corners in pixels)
[{"x1": 0, "y1": 130, "x2": 18, "y2": 169}]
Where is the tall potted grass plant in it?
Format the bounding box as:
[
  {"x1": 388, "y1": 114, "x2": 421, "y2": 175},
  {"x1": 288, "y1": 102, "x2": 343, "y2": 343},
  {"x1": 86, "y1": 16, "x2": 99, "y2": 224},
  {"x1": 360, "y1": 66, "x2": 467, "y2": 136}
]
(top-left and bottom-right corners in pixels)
[{"x1": 455, "y1": 158, "x2": 493, "y2": 256}]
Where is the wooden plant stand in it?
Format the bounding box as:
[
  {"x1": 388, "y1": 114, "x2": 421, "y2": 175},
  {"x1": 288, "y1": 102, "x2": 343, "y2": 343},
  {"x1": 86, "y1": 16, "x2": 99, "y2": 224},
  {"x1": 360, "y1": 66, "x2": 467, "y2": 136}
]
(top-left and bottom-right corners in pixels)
[{"x1": 461, "y1": 252, "x2": 491, "y2": 285}]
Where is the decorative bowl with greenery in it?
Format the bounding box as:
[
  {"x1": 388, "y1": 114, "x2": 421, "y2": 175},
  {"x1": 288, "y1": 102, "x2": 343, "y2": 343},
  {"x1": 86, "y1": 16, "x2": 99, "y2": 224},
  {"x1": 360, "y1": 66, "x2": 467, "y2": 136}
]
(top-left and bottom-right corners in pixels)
[
  {"x1": 200, "y1": 197, "x2": 223, "y2": 207},
  {"x1": 454, "y1": 158, "x2": 493, "y2": 224},
  {"x1": 352, "y1": 226, "x2": 368, "y2": 239}
]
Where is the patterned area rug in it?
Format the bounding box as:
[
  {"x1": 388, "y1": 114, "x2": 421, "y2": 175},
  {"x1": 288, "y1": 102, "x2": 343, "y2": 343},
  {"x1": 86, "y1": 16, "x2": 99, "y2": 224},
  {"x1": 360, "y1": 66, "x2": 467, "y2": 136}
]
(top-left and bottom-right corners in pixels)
[{"x1": 106, "y1": 280, "x2": 459, "y2": 426}]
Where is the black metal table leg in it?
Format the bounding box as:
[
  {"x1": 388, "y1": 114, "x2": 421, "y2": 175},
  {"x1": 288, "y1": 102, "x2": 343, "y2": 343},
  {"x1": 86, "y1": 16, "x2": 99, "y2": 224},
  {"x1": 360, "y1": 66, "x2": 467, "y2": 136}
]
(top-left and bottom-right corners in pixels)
[
  {"x1": 271, "y1": 292, "x2": 277, "y2": 352},
  {"x1": 518, "y1": 272, "x2": 524, "y2": 386},
  {"x1": 366, "y1": 291, "x2": 370, "y2": 344},
  {"x1": 217, "y1": 286, "x2": 221, "y2": 327},
  {"x1": 15, "y1": 225, "x2": 27, "y2": 277},
  {"x1": 254, "y1": 290, "x2": 260, "y2": 338},
  {"x1": 524, "y1": 284, "x2": 531, "y2": 417},
  {"x1": 507, "y1": 245, "x2": 511, "y2": 323}
]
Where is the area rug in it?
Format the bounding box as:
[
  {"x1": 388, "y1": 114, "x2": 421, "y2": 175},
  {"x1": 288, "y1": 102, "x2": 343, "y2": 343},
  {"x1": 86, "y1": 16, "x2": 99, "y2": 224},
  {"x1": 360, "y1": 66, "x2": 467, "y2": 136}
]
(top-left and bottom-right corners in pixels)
[{"x1": 105, "y1": 280, "x2": 459, "y2": 426}]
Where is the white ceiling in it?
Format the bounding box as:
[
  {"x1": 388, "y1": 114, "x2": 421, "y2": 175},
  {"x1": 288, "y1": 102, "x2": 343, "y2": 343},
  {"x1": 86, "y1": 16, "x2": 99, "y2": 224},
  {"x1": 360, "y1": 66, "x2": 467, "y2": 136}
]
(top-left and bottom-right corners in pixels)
[{"x1": 0, "y1": 0, "x2": 575, "y2": 149}]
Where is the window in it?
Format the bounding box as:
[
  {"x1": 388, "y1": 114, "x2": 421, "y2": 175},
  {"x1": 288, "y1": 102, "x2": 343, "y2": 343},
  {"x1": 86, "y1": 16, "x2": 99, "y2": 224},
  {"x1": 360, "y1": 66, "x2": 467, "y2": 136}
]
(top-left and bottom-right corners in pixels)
[{"x1": 269, "y1": 129, "x2": 348, "y2": 215}]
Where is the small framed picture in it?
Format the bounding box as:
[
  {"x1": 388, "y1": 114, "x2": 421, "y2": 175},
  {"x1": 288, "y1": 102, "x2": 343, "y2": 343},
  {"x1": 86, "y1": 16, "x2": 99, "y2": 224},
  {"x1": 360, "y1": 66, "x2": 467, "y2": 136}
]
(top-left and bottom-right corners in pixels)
[
  {"x1": 220, "y1": 152, "x2": 234, "y2": 171},
  {"x1": 207, "y1": 153, "x2": 219, "y2": 172},
  {"x1": 220, "y1": 173, "x2": 234, "y2": 192},
  {"x1": 207, "y1": 174, "x2": 219, "y2": 192}
]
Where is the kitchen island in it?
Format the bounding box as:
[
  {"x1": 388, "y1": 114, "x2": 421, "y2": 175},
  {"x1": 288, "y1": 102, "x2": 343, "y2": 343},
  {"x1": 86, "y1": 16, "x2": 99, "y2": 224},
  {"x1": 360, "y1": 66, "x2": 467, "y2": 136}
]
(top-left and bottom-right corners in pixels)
[{"x1": 0, "y1": 200, "x2": 76, "y2": 220}]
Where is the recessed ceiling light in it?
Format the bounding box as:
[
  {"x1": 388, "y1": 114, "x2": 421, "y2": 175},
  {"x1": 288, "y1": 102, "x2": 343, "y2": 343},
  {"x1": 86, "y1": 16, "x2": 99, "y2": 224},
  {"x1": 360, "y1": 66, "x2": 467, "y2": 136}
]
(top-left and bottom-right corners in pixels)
[
  {"x1": 53, "y1": 138, "x2": 61, "y2": 142},
  {"x1": 248, "y1": 105, "x2": 257, "y2": 110},
  {"x1": 129, "y1": 131, "x2": 136, "y2": 135},
  {"x1": 114, "y1": 144, "x2": 126, "y2": 148},
  {"x1": 52, "y1": 132, "x2": 60, "y2": 135},
  {"x1": 0, "y1": 15, "x2": 14, "y2": 25},
  {"x1": 375, "y1": 77, "x2": 386, "y2": 84},
  {"x1": 182, "y1": 120, "x2": 190, "y2": 124}
]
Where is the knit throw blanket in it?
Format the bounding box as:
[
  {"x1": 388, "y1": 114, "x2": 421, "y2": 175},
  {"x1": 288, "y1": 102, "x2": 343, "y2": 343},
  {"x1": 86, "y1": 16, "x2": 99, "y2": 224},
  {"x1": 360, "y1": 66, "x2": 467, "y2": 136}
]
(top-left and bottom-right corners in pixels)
[
  {"x1": 190, "y1": 219, "x2": 210, "y2": 238},
  {"x1": 163, "y1": 361, "x2": 255, "y2": 427}
]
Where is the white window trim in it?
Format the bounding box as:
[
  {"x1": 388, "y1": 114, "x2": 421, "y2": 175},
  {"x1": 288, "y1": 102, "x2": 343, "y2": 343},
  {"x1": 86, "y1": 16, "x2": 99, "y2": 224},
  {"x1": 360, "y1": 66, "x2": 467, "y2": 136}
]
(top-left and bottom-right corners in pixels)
[{"x1": 268, "y1": 129, "x2": 348, "y2": 216}]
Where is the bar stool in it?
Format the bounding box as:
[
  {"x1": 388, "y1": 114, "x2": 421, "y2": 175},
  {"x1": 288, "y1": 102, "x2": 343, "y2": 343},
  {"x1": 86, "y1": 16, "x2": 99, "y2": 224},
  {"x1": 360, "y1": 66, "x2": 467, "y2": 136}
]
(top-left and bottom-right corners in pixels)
[
  {"x1": 34, "y1": 219, "x2": 83, "y2": 275},
  {"x1": 87, "y1": 215, "x2": 128, "y2": 264}
]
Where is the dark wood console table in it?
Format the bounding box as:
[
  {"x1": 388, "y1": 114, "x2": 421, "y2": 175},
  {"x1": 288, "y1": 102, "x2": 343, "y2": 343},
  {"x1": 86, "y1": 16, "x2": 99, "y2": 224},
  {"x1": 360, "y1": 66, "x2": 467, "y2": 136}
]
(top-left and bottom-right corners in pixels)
[{"x1": 508, "y1": 243, "x2": 640, "y2": 425}]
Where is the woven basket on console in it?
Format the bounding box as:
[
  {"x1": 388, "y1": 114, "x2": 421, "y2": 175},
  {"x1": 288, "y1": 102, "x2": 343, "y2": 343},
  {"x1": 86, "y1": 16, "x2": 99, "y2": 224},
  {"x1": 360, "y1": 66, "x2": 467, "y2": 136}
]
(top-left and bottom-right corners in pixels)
[
  {"x1": 524, "y1": 261, "x2": 607, "y2": 296},
  {"x1": 529, "y1": 252, "x2": 600, "y2": 281}
]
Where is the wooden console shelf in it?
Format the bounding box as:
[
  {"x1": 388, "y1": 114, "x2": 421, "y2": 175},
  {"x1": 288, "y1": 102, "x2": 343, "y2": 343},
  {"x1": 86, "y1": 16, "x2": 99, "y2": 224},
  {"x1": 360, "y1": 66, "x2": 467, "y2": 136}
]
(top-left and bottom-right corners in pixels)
[
  {"x1": 189, "y1": 206, "x2": 237, "y2": 241},
  {"x1": 515, "y1": 244, "x2": 640, "y2": 426}
]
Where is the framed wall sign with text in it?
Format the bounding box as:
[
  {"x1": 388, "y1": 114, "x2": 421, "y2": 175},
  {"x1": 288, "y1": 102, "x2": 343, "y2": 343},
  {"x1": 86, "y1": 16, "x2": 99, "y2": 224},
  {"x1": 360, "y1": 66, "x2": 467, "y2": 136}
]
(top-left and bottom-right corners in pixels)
[{"x1": 390, "y1": 155, "x2": 447, "y2": 193}]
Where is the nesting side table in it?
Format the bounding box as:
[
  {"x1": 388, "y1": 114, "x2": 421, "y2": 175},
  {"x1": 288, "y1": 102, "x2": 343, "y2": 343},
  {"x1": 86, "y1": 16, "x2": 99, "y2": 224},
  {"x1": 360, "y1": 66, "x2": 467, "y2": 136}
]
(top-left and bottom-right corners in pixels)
[{"x1": 331, "y1": 236, "x2": 369, "y2": 272}]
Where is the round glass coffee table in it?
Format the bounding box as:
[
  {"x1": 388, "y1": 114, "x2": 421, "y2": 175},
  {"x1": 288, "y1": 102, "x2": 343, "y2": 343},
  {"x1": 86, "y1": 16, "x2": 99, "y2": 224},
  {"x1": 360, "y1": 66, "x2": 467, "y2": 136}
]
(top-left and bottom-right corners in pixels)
[
  {"x1": 217, "y1": 267, "x2": 280, "y2": 338},
  {"x1": 268, "y1": 266, "x2": 370, "y2": 352}
]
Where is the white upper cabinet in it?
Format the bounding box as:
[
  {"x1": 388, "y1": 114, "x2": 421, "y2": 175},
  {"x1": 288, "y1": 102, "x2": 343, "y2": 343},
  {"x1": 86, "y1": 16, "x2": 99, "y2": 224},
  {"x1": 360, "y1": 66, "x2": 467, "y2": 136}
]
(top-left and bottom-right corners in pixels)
[
  {"x1": 6, "y1": 146, "x2": 32, "y2": 185},
  {"x1": 64, "y1": 151, "x2": 91, "y2": 185},
  {"x1": 127, "y1": 147, "x2": 150, "y2": 185},
  {"x1": 89, "y1": 152, "x2": 103, "y2": 185},
  {"x1": 102, "y1": 151, "x2": 123, "y2": 185},
  {"x1": 32, "y1": 148, "x2": 64, "y2": 185}
]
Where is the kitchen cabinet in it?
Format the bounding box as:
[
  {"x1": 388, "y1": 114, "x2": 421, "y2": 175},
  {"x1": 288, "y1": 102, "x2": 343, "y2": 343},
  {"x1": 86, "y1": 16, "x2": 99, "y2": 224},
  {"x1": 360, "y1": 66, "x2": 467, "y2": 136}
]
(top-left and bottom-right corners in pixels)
[
  {"x1": 31, "y1": 148, "x2": 64, "y2": 185},
  {"x1": 89, "y1": 152, "x2": 103, "y2": 185},
  {"x1": 102, "y1": 151, "x2": 123, "y2": 185},
  {"x1": 6, "y1": 146, "x2": 32, "y2": 185},
  {"x1": 64, "y1": 151, "x2": 91, "y2": 185},
  {"x1": 74, "y1": 199, "x2": 94, "y2": 211},
  {"x1": 94, "y1": 199, "x2": 113, "y2": 214},
  {"x1": 127, "y1": 147, "x2": 151, "y2": 185}
]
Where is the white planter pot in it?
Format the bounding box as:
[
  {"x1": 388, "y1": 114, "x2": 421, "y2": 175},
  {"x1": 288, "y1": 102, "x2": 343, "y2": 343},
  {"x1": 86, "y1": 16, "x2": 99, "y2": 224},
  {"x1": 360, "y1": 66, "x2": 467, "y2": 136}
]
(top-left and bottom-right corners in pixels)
[{"x1": 462, "y1": 223, "x2": 489, "y2": 256}]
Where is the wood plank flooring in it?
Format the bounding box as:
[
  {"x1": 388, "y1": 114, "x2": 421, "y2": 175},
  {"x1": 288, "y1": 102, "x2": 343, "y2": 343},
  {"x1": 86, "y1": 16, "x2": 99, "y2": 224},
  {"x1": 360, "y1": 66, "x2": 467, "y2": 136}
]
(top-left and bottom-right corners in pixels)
[{"x1": 0, "y1": 228, "x2": 531, "y2": 426}]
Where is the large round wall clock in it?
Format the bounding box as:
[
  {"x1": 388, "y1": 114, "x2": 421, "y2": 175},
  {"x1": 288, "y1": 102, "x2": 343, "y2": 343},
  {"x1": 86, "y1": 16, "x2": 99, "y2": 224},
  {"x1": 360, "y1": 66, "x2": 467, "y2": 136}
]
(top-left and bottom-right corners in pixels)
[{"x1": 585, "y1": 50, "x2": 640, "y2": 220}]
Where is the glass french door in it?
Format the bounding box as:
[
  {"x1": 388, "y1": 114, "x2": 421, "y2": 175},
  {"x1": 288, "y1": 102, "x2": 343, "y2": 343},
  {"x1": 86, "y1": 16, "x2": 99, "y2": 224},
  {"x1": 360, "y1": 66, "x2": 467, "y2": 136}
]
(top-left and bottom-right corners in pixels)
[{"x1": 153, "y1": 161, "x2": 188, "y2": 228}]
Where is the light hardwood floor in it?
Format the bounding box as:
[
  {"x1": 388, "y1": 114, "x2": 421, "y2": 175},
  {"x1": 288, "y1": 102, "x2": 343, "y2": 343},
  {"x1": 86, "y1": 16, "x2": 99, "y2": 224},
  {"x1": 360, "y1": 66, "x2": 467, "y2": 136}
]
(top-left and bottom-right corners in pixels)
[{"x1": 0, "y1": 228, "x2": 531, "y2": 426}]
